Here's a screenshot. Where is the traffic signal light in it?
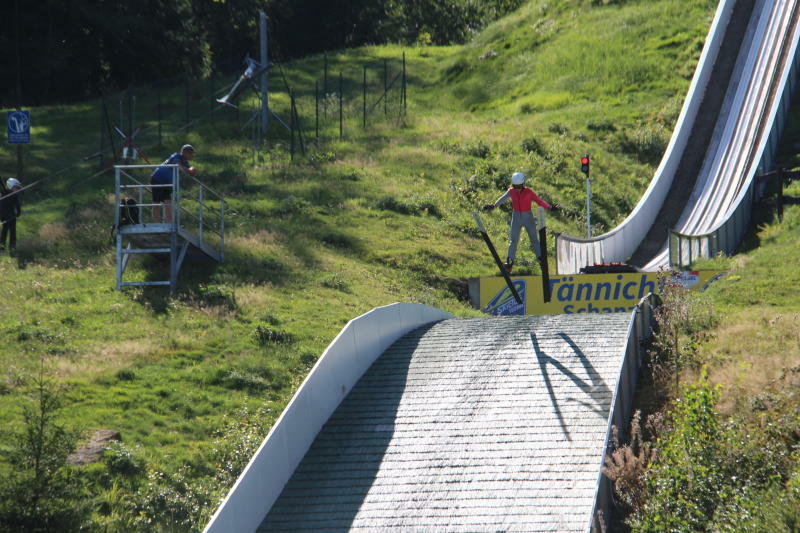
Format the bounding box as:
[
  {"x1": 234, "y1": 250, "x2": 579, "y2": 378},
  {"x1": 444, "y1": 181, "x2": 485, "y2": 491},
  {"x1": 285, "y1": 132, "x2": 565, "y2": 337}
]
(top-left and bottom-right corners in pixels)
[{"x1": 581, "y1": 155, "x2": 590, "y2": 175}]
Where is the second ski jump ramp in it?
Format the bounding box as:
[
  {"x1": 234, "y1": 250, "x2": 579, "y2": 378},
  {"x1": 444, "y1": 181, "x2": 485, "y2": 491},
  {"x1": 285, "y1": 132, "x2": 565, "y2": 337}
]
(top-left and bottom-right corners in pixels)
[
  {"x1": 205, "y1": 301, "x2": 656, "y2": 532},
  {"x1": 556, "y1": 0, "x2": 800, "y2": 273}
]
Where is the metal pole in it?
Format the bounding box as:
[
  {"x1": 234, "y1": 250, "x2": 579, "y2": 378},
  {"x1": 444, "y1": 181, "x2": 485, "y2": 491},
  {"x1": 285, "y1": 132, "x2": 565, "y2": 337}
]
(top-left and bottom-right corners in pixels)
[
  {"x1": 99, "y1": 104, "x2": 105, "y2": 169},
  {"x1": 290, "y1": 91, "x2": 295, "y2": 161},
  {"x1": 198, "y1": 186, "x2": 204, "y2": 242},
  {"x1": 363, "y1": 65, "x2": 367, "y2": 128},
  {"x1": 384, "y1": 58, "x2": 388, "y2": 116},
  {"x1": 260, "y1": 11, "x2": 269, "y2": 136},
  {"x1": 209, "y1": 75, "x2": 214, "y2": 115},
  {"x1": 14, "y1": 0, "x2": 23, "y2": 182},
  {"x1": 220, "y1": 200, "x2": 225, "y2": 262},
  {"x1": 323, "y1": 53, "x2": 328, "y2": 119},
  {"x1": 128, "y1": 90, "x2": 133, "y2": 137},
  {"x1": 339, "y1": 72, "x2": 343, "y2": 140},
  {"x1": 586, "y1": 174, "x2": 591, "y2": 238},
  {"x1": 157, "y1": 79, "x2": 162, "y2": 147},
  {"x1": 115, "y1": 167, "x2": 122, "y2": 290},
  {"x1": 402, "y1": 51, "x2": 407, "y2": 115},
  {"x1": 185, "y1": 80, "x2": 190, "y2": 130}
]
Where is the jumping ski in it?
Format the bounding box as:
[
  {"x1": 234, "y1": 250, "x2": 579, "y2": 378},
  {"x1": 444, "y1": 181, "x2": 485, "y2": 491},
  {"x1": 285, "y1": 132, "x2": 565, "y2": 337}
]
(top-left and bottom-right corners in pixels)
[
  {"x1": 472, "y1": 211, "x2": 522, "y2": 305},
  {"x1": 537, "y1": 207, "x2": 552, "y2": 303}
]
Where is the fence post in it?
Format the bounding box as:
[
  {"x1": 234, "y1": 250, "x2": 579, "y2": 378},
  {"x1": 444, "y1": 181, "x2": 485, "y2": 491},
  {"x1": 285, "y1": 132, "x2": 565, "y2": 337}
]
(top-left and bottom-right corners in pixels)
[
  {"x1": 157, "y1": 79, "x2": 162, "y2": 148},
  {"x1": 315, "y1": 80, "x2": 320, "y2": 145},
  {"x1": 290, "y1": 91, "x2": 296, "y2": 161},
  {"x1": 209, "y1": 74, "x2": 215, "y2": 127},
  {"x1": 324, "y1": 52, "x2": 328, "y2": 119},
  {"x1": 339, "y1": 72, "x2": 343, "y2": 140},
  {"x1": 384, "y1": 58, "x2": 388, "y2": 116},
  {"x1": 363, "y1": 65, "x2": 367, "y2": 129},
  {"x1": 402, "y1": 51, "x2": 407, "y2": 115},
  {"x1": 185, "y1": 80, "x2": 191, "y2": 131},
  {"x1": 127, "y1": 89, "x2": 133, "y2": 137},
  {"x1": 198, "y1": 186, "x2": 204, "y2": 242},
  {"x1": 99, "y1": 103, "x2": 105, "y2": 169}
]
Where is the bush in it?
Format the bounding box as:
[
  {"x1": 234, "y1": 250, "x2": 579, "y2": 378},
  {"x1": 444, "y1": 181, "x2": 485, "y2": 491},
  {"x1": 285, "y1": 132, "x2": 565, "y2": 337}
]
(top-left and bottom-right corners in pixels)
[
  {"x1": 104, "y1": 442, "x2": 145, "y2": 478},
  {"x1": 649, "y1": 272, "x2": 717, "y2": 396},
  {"x1": 253, "y1": 325, "x2": 294, "y2": 346},
  {"x1": 615, "y1": 123, "x2": 670, "y2": 164},
  {"x1": 376, "y1": 195, "x2": 442, "y2": 218},
  {"x1": 630, "y1": 371, "x2": 726, "y2": 531},
  {"x1": 521, "y1": 136, "x2": 547, "y2": 157}
]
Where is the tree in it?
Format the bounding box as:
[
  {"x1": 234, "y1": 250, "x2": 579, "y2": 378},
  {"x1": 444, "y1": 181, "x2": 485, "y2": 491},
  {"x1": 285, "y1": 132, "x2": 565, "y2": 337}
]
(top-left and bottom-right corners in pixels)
[{"x1": 0, "y1": 359, "x2": 89, "y2": 532}]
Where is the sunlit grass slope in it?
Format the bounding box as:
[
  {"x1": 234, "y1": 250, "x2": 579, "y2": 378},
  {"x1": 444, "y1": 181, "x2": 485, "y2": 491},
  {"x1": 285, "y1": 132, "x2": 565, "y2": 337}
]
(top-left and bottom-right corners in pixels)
[{"x1": 0, "y1": 0, "x2": 723, "y2": 529}]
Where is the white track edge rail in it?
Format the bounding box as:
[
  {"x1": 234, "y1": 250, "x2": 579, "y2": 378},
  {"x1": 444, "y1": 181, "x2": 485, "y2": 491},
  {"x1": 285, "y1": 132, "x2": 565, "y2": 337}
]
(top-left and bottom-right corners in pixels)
[
  {"x1": 555, "y1": 0, "x2": 736, "y2": 275},
  {"x1": 588, "y1": 294, "x2": 658, "y2": 533},
  {"x1": 203, "y1": 303, "x2": 454, "y2": 533}
]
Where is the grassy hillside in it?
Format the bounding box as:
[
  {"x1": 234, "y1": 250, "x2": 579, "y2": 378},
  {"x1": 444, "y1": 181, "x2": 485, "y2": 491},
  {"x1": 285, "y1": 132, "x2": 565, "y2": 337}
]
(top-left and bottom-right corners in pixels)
[{"x1": 3, "y1": 0, "x2": 773, "y2": 530}]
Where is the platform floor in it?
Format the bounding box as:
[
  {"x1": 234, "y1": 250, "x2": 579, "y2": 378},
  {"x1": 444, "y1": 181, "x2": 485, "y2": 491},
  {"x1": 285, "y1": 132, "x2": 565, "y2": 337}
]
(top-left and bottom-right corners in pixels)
[{"x1": 258, "y1": 313, "x2": 631, "y2": 532}]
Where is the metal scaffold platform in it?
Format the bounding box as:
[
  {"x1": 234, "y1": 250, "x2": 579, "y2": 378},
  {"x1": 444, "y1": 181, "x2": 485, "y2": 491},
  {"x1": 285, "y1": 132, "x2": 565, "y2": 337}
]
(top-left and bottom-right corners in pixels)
[{"x1": 114, "y1": 164, "x2": 225, "y2": 291}]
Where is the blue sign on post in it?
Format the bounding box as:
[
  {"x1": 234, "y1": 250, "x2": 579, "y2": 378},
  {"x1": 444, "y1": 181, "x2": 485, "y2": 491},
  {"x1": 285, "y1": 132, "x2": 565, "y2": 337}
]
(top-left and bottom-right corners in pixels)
[{"x1": 7, "y1": 111, "x2": 31, "y2": 144}]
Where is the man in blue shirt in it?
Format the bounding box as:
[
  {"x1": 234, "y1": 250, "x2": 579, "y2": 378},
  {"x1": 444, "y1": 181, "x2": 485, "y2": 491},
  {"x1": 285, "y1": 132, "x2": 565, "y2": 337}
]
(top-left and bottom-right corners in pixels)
[{"x1": 150, "y1": 144, "x2": 196, "y2": 223}]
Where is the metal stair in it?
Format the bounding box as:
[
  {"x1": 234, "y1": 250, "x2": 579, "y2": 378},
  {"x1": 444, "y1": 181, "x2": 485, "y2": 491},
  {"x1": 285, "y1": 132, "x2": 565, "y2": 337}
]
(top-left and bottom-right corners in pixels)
[{"x1": 114, "y1": 164, "x2": 225, "y2": 291}]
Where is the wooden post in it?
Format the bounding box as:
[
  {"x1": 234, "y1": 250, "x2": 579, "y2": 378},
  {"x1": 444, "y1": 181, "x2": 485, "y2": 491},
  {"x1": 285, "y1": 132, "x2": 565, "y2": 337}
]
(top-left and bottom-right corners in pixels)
[{"x1": 315, "y1": 80, "x2": 319, "y2": 144}]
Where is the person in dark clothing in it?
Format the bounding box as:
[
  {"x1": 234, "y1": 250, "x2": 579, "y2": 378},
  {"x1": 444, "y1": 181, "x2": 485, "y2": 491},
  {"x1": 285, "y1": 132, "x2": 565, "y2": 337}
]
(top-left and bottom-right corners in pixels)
[
  {"x1": 150, "y1": 144, "x2": 196, "y2": 223},
  {"x1": 0, "y1": 178, "x2": 22, "y2": 251}
]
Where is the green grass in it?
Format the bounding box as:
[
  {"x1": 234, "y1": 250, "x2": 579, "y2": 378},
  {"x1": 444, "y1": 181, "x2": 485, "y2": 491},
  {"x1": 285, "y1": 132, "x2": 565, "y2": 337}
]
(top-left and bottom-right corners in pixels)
[{"x1": 3, "y1": 0, "x2": 773, "y2": 529}]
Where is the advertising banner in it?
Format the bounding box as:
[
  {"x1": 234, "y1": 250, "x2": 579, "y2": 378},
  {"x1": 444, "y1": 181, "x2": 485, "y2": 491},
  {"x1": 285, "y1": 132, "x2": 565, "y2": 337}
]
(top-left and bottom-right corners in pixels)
[{"x1": 479, "y1": 271, "x2": 727, "y2": 316}]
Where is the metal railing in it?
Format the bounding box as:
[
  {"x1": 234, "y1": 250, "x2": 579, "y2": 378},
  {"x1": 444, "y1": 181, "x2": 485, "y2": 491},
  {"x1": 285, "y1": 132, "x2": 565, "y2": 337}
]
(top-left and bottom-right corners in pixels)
[{"x1": 114, "y1": 164, "x2": 225, "y2": 261}]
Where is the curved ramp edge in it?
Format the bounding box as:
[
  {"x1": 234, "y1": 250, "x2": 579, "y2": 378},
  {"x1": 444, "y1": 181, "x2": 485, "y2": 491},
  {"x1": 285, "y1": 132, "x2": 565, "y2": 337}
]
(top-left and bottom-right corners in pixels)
[{"x1": 203, "y1": 303, "x2": 454, "y2": 533}]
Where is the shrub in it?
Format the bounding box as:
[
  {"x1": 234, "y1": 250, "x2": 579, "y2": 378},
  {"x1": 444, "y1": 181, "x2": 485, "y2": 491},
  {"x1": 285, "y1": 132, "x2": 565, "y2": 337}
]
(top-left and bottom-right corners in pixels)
[
  {"x1": 629, "y1": 370, "x2": 726, "y2": 531},
  {"x1": 521, "y1": 136, "x2": 547, "y2": 156},
  {"x1": 648, "y1": 271, "x2": 717, "y2": 396},
  {"x1": 615, "y1": 123, "x2": 670, "y2": 164},
  {"x1": 253, "y1": 325, "x2": 294, "y2": 346},
  {"x1": 376, "y1": 195, "x2": 442, "y2": 218},
  {"x1": 104, "y1": 442, "x2": 145, "y2": 478},
  {"x1": 273, "y1": 196, "x2": 311, "y2": 216},
  {"x1": 602, "y1": 410, "x2": 657, "y2": 513}
]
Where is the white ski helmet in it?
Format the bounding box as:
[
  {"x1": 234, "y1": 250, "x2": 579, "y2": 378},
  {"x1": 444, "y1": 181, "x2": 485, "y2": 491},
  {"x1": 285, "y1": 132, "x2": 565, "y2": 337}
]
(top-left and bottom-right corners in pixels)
[
  {"x1": 6, "y1": 178, "x2": 21, "y2": 190},
  {"x1": 511, "y1": 172, "x2": 526, "y2": 185}
]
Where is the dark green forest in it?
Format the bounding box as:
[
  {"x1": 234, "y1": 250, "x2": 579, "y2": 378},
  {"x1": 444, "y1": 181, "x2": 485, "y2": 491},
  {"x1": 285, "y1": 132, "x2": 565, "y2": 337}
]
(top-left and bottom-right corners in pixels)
[{"x1": 1, "y1": 0, "x2": 522, "y2": 107}]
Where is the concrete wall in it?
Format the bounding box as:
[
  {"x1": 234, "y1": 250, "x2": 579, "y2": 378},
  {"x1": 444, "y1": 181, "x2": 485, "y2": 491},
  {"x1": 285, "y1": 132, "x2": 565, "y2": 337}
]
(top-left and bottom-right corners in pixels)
[{"x1": 203, "y1": 303, "x2": 454, "y2": 533}]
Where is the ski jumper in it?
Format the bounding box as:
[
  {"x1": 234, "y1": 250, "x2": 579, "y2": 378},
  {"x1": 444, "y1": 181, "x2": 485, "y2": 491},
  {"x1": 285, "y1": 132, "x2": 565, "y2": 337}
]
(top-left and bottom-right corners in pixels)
[{"x1": 492, "y1": 187, "x2": 551, "y2": 262}]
